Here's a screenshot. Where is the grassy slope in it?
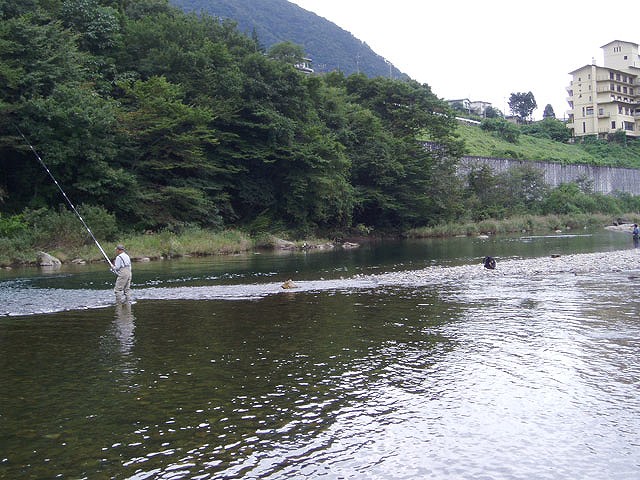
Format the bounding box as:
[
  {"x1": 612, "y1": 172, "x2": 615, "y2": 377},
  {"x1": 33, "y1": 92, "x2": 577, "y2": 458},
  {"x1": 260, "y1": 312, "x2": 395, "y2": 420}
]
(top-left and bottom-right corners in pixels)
[{"x1": 457, "y1": 123, "x2": 640, "y2": 168}]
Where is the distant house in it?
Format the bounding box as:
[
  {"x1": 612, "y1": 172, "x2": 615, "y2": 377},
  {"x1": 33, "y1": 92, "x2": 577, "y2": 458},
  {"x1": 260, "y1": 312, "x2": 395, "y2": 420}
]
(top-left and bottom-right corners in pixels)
[
  {"x1": 447, "y1": 98, "x2": 471, "y2": 114},
  {"x1": 567, "y1": 40, "x2": 640, "y2": 139},
  {"x1": 295, "y1": 57, "x2": 314, "y2": 74},
  {"x1": 469, "y1": 100, "x2": 492, "y2": 117},
  {"x1": 447, "y1": 98, "x2": 493, "y2": 117}
]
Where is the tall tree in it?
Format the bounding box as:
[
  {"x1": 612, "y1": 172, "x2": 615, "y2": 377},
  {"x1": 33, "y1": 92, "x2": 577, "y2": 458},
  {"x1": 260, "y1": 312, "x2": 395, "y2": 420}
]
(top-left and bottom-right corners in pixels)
[
  {"x1": 508, "y1": 91, "x2": 537, "y2": 123},
  {"x1": 542, "y1": 103, "x2": 555, "y2": 119},
  {"x1": 116, "y1": 76, "x2": 223, "y2": 228}
]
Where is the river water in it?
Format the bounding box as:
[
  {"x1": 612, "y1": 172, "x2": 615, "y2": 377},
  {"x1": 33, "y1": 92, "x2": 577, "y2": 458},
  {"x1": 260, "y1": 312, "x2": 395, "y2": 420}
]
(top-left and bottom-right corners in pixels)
[{"x1": 1, "y1": 232, "x2": 640, "y2": 479}]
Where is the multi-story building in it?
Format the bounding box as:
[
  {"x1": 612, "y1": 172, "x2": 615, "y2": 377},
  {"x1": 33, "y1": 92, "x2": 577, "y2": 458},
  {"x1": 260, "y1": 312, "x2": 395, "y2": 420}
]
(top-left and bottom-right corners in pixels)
[{"x1": 567, "y1": 40, "x2": 640, "y2": 139}]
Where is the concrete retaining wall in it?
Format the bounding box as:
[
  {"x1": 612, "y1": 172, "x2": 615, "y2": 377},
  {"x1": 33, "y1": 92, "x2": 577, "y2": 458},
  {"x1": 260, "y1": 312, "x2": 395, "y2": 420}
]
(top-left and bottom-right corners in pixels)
[{"x1": 458, "y1": 156, "x2": 640, "y2": 195}]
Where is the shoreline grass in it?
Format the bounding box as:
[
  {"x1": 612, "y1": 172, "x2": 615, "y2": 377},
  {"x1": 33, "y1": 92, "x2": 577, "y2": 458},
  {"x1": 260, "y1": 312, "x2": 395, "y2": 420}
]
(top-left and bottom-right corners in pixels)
[
  {"x1": 1, "y1": 214, "x2": 637, "y2": 268},
  {"x1": 406, "y1": 213, "x2": 635, "y2": 238}
]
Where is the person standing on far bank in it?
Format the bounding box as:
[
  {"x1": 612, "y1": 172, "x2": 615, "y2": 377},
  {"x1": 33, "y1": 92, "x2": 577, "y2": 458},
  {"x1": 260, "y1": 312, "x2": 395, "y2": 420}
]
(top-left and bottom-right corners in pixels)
[
  {"x1": 113, "y1": 245, "x2": 132, "y2": 304},
  {"x1": 633, "y1": 224, "x2": 639, "y2": 248}
]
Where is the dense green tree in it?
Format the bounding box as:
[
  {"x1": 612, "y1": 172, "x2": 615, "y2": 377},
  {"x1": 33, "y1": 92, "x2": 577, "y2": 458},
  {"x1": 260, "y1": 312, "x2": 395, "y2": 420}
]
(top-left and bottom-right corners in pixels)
[
  {"x1": 267, "y1": 41, "x2": 305, "y2": 64},
  {"x1": 500, "y1": 164, "x2": 547, "y2": 212},
  {"x1": 342, "y1": 75, "x2": 464, "y2": 228},
  {"x1": 508, "y1": 91, "x2": 537, "y2": 123},
  {"x1": 465, "y1": 165, "x2": 505, "y2": 220},
  {"x1": 484, "y1": 106, "x2": 503, "y2": 118},
  {"x1": 0, "y1": 8, "x2": 131, "y2": 215},
  {"x1": 60, "y1": 0, "x2": 122, "y2": 53},
  {"x1": 542, "y1": 103, "x2": 555, "y2": 119},
  {"x1": 116, "y1": 76, "x2": 223, "y2": 228}
]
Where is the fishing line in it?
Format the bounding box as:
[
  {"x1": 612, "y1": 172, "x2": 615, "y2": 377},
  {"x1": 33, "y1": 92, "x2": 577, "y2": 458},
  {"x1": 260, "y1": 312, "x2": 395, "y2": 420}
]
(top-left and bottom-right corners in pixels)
[{"x1": 14, "y1": 126, "x2": 115, "y2": 269}]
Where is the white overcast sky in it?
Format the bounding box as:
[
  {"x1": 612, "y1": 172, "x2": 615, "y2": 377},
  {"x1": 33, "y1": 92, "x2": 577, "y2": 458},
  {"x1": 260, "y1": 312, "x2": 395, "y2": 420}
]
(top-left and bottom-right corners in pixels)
[{"x1": 289, "y1": 0, "x2": 635, "y2": 120}]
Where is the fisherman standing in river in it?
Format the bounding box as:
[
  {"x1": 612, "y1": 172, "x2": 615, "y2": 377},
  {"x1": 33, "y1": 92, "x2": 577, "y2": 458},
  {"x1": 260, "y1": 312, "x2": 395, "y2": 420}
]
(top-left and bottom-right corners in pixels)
[{"x1": 113, "y1": 244, "x2": 132, "y2": 304}]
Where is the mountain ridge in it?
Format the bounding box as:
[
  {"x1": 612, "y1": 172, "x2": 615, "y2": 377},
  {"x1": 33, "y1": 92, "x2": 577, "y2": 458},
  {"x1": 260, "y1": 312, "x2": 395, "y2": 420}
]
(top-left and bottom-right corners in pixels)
[{"x1": 169, "y1": 0, "x2": 408, "y2": 79}]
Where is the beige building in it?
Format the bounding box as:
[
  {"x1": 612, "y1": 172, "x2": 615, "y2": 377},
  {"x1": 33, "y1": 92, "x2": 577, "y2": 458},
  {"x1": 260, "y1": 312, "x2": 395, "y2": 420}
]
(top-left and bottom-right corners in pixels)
[{"x1": 567, "y1": 40, "x2": 640, "y2": 139}]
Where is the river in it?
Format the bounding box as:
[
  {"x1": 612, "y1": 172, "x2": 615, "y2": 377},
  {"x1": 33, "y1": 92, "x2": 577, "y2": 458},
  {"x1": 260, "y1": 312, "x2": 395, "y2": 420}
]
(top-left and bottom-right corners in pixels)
[{"x1": 1, "y1": 232, "x2": 639, "y2": 479}]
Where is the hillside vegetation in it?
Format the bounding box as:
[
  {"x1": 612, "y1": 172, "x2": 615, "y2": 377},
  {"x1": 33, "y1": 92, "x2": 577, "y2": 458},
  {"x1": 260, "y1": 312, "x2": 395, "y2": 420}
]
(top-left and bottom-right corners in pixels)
[
  {"x1": 458, "y1": 122, "x2": 640, "y2": 168},
  {"x1": 169, "y1": 0, "x2": 406, "y2": 79},
  {"x1": 0, "y1": 0, "x2": 463, "y2": 237}
]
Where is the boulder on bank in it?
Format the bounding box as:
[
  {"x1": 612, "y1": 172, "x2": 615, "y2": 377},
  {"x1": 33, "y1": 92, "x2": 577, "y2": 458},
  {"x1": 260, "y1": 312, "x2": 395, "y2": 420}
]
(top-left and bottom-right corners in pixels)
[
  {"x1": 37, "y1": 252, "x2": 61, "y2": 267},
  {"x1": 605, "y1": 223, "x2": 635, "y2": 232},
  {"x1": 274, "y1": 238, "x2": 297, "y2": 250}
]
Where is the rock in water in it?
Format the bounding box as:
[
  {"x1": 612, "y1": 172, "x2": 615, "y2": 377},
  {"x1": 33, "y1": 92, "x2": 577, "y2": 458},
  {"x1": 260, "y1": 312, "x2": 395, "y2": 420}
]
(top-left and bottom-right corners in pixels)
[
  {"x1": 281, "y1": 279, "x2": 298, "y2": 289},
  {"x1": 37, "y1": 252, "x2": 61, "y2": 267}
]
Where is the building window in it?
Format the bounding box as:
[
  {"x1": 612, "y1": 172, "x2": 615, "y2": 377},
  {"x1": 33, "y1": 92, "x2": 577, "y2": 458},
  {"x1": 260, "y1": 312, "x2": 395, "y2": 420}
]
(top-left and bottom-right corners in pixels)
[
  {"x1": 610, "y1": 71, "x2": 614, "y2": 80},
  {"x1": 624, "y1": 55, "x2": 628, "y2": 60},
  {"x1": 586, "y1": 107, "x2": 594, "y2": 115},
  {"x1": 611, "y1": 83, "x2": 615, "y2": 90},
  {"x1": 624, "y1": 122, "x2": 634, "y2": 131},
  {"x1": 616, "y1": 73, "x2": 621, "y2": 81},
  {"x1": 612, "y1": 121, "x2": 616, "y2": 129},
  {"x1": 582, "y1": 122, "x2": 586, "y2": 133}
]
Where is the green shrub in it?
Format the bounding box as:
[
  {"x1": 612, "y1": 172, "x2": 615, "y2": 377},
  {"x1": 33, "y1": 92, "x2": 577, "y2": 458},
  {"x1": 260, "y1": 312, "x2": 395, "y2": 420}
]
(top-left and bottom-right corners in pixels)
[
  {"x1": 17, "y1": 204, "x2": 118, "y2": 250},
  {"x1": 77, "y1": 204, "x2": 118, "y2": 241},
  {"x1": 0, "y1": 213, "x2": 28, "y2": 237},
  {"x1": 481, "y1": 118, "x2": 520, "y2": 143}
]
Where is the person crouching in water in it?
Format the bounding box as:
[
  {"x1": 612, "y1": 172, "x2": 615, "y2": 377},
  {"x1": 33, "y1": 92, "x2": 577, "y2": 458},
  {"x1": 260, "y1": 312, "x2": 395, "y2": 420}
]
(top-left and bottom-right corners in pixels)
[{"x1": 113, "y1": 244, "x2": 132, "y2": 304}]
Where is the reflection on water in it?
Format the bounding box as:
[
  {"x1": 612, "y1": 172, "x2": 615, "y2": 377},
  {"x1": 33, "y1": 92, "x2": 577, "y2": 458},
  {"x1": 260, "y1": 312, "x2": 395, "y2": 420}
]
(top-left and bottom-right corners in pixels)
[
  {"x1": 113, "y1": 303, "x2": 136, "y2": 356},
  {"x1": 1, "y1": 235, "x2": 640, "y2": 479}
]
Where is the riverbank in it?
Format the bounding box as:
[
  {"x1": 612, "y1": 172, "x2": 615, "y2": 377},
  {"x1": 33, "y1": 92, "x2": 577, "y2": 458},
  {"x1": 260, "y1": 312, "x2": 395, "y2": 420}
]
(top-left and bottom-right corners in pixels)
[
  {"x1": 0, "y1": 228, "x2": 358, "y2": 268},
  {"x1": 1, "y1": 213, "x2": 638, "y2": 268},
  {"x1": 406, "y1": 213, "x2": 638, "y2": 238}
]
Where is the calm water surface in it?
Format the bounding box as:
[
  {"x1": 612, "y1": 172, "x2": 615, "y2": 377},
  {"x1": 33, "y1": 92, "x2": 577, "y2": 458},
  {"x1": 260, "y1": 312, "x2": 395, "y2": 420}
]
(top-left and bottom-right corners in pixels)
[{"x1": 1, "y1": 233, "x2": 639, "y2": 479}]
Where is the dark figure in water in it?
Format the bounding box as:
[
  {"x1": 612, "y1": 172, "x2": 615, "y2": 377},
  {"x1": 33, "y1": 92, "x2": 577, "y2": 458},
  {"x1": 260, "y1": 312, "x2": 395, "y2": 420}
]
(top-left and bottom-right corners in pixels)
[
  {"x1": 483, "y1": 256, "x2": 496, "y2": 269},
  {"x1": 633, "y1": 224, "x2": 639, "y2": 248}
]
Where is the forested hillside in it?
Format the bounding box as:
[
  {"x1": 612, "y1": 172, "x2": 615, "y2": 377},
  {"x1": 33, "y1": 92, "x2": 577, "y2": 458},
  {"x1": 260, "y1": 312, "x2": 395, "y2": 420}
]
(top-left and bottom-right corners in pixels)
[
  {"x1": 169, "y1": 0, "x2": 407, "y2": 79},
  {"x1": 0, "y1": 0, "x2": 461, "y2": 236}
]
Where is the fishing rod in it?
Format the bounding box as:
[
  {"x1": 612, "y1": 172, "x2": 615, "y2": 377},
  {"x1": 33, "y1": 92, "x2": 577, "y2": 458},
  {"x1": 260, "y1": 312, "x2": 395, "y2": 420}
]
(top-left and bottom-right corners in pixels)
[{"x1": 15, "y1": 126, "x2": 115, "y2": 270}]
